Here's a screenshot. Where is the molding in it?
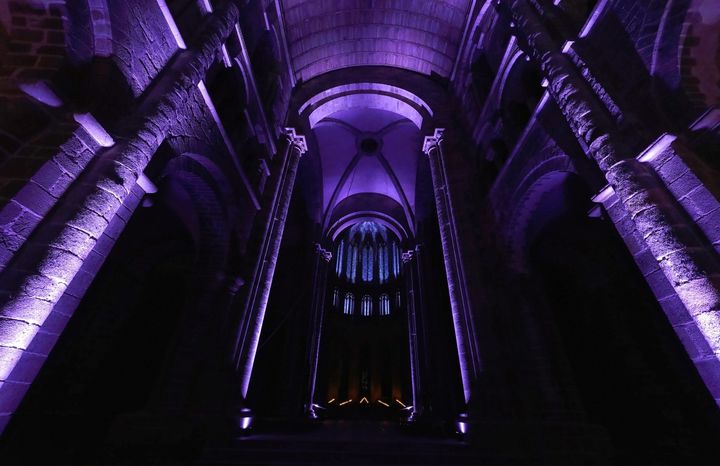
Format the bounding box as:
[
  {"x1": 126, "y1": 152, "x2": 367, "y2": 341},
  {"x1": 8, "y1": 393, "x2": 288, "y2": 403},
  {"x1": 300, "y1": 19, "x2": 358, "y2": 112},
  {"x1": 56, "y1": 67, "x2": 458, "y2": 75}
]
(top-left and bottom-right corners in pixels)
[
  {"x1": 422, "y1": 128, "x2": 446, "y2": 155},
  {"x1": 283, "y1": 127, "x2": 308, "y2": 155}
]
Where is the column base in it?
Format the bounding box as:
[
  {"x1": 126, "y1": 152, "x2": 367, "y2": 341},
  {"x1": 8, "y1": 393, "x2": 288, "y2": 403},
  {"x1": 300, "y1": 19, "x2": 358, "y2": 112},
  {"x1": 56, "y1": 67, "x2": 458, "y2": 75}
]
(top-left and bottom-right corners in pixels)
[{"x1": 231, "y1": 405, "x2": 254, "y2": 437}]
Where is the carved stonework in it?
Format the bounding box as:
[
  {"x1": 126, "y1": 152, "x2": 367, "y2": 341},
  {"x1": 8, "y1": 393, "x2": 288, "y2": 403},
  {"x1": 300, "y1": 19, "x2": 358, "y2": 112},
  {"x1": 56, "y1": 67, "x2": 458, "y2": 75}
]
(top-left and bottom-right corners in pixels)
[
  {"x1": 314, "y1": 243, "x2": 332, "y2": 262},
  {"x1": 401, "y1": 250, "x2": 415, "y2": 264},
  {"x1": 283, "y1": 127, "x2": 308, "y2": 155},
  {"x1": 422, "y1": 128, "x2": 445, "y2": 156}
]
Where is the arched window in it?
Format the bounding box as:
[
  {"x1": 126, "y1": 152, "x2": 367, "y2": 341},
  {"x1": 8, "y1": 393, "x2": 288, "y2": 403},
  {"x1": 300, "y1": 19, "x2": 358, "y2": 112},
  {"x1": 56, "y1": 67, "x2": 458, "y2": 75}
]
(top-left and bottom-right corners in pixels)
[
  {"x1": 392, "y1": 243, "x2": 400, "y2": 278},
  {"x1": 378, "y1": 243, "x2": 388, "y2": 284},
  {"x1": 332, "y1": 288, "x2": 339, "y2": 308},
  {"x1": 379, "y1": 293, "x2": 390, "y2": 316},
  {"x1": 395, "y1": 291, "x2": 401, "y2": 309},
  {"x1": 346, "y1": 243, "x2": 358, "y2": 283},
  {"x1": 361, "y1": 295, "x2": 372, "y2": 317},
  {"x1": 343, "y1": 292, "x2": 355, "y2": 315},
  {"x1": 362, "y1": 243, "x2": 374, "y2": 282},
  {"x1": 335, "y1": 240, "x2": 345, "y2": 276}
]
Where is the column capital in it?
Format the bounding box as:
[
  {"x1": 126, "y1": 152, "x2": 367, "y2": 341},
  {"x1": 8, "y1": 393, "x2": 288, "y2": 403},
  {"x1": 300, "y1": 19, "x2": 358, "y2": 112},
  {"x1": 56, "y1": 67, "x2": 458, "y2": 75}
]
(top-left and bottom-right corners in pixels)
[
  {"x1": 401, "y1": 250, "x2": 415, "y2": 264},
  {"x1": 283, "y1": 127, "x2": 308, "y2": 156},
  {"x1": 422, "y1": 128, "x2": 445, "y2": 156},
  {"x1": 314, "y1": 243, "x2": 332, "y2": 262}
]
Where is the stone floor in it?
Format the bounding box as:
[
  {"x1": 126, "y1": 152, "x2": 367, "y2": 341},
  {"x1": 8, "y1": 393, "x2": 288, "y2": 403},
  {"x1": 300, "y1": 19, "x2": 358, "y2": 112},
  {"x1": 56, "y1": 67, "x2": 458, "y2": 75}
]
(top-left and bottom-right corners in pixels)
[{"x1": 198, "y1": 420, "x2": 478, "y2": 465}]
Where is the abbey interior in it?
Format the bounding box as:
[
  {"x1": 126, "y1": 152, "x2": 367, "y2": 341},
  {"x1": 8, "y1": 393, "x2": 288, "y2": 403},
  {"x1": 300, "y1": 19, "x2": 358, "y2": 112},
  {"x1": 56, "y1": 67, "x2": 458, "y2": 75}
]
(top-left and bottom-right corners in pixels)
[{"x1": 0, "y1": 0, "x2": 720, "y2": 464}]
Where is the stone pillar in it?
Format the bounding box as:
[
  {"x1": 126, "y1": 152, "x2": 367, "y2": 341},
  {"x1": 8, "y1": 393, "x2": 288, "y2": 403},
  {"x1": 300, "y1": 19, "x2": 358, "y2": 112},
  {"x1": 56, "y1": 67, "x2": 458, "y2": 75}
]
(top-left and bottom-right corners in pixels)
[
  {"x1": 305, "y1": 243, "x2": 331, "y2": 419},
  {"x1": 402, "y1": 245, "x2": 429, "y2": 421},
  {"x1": 504, "y1": 0, "x2": 720, "y2": 400},
  {"x1": 422, "y1": 130, "x2": 482, "y2": 404},
  {"x1": 233, "y1": 128, "x2": 307, "y2": 398},
  {"x1": 0, "y1": 3, "x2": 240, "y2": 433}
]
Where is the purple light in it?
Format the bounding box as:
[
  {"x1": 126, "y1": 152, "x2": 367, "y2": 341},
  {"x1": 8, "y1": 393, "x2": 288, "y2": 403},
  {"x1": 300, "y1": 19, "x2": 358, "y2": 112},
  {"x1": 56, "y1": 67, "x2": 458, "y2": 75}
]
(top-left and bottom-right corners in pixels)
[
  {"x1": 240, "y1": 416, "x2": 252, "y2": 430},
  {"x1": 455, "y1": 413, "x2": 469, "y2": 435}
]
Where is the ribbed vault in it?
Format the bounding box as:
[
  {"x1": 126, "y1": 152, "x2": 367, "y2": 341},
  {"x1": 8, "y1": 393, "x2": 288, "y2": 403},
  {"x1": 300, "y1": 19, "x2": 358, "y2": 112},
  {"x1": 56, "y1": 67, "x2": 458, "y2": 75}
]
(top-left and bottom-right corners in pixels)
[{"x1": 281, "y1": 0, "x2": 472, "y2": 82}]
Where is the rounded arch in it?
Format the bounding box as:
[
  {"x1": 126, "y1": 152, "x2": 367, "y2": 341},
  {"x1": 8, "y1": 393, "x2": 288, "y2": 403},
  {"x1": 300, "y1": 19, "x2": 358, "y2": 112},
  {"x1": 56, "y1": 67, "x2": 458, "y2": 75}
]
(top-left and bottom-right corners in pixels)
[
  {"x1": 300, "y1": 82, "x2": 434, "y2": 129},
  {"x1": 327, "y1": 211, "x2": 410, "y2": 243},
  {"x1": 502, "y1": 156, "x2": 580, "y2": 271},
  {"x1": 159, "y1": 153, "x2": 235, "y2": 271}
]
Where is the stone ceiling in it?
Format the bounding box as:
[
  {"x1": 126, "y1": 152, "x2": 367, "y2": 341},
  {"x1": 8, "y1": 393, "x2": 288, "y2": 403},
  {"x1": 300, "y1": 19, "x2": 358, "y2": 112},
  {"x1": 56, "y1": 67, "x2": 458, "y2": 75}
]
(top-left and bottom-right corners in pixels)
[{"x1": 281, "y1": 0, "x2": 472, "y2": 82}]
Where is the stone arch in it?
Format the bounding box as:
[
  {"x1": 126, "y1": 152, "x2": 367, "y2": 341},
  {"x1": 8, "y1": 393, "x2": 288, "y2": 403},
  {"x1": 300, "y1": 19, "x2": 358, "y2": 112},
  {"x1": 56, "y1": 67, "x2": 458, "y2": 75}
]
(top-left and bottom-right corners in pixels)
[
  {"x1": 500, "y1": 155, "x2": 577, "y2": 271},
  {"x1": 160, "y1": 153, "x2": 234, "y2": 268}
]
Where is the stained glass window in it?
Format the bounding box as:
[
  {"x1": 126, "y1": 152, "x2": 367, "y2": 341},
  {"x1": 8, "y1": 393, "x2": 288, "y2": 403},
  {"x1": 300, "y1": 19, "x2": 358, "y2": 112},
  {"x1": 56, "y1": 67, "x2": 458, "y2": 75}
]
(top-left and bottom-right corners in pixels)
[
  {"x1": 336, "y1": 240, "x2": 344, "y2": 276},
  {"x1": 361, "y1": 295, "x2": 372, "y2": 317},
  {"x1": 379, "y1": 293, "x2": 390, "y2": 316},
  {"x1": 344, "y1": 292, "x2": 355, "y2": 315}
]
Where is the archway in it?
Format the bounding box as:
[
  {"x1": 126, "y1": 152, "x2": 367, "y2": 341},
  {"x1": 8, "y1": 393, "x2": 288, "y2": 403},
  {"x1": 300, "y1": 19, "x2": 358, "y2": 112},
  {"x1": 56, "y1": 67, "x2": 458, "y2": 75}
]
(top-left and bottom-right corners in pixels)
[
  {"x1": 525, "y1": 173, "x2": 720, "y2": 464},
  {"x1": 318, "y1": 219, "x2": 411, "y2": 420}
]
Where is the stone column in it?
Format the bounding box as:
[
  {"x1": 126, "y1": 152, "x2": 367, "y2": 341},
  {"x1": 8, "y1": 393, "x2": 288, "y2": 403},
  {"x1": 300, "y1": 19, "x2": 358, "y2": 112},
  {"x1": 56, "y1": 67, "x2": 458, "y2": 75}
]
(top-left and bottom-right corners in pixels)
[
  {"x1": 305, "y1": 243, "x2": 331, "y2": 419},
  {"x1": 402, "y1": 245, "x2": 429, "y2": 421},
  {"x1": 0, "y1": 3, "x2": 240, "y2": 433},
  {"x1": 422, "y1": 130, "x2": 482, "y2": 404},
  {"x1": 504, "y1": 0, "x2": 720, "y2": 391},
  {"x1": 232, "y1": 128, "x2": 307, "y2": 398}
]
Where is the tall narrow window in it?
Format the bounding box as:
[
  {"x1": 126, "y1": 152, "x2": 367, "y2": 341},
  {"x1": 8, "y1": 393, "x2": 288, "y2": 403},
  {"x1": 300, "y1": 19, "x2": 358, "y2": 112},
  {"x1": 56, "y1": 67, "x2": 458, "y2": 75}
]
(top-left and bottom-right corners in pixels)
[
  {"x1": 395, "y1": 291, "x2": 401, "y2": 309},
  {"x1": 379, "y1": 293, "x2": 390, "y2": 316},
  {"x1": 361, "y1": 295, "x2": 372, "y2": 317},
  {"x1": 344, "y1": 292, "x2": 355, "y2": 315},
  {"x1": 362, "y1": 244, "x2": 374, "y2": 282},
  {"x1": 336, "y1": 240, "x2": 345, "y2": 276},
  {"x1": 392, "y1": 243, "x2": 400, "y2": 278},
  {"x1": 379, "y1": 243, "x2": 388, "y2": 284},
  {"x1": 333, "y1": 288, "x2": 339, "y2": 308},
  {"x1": 346, "y1": 243, "x2": 358, "y2": 283}
]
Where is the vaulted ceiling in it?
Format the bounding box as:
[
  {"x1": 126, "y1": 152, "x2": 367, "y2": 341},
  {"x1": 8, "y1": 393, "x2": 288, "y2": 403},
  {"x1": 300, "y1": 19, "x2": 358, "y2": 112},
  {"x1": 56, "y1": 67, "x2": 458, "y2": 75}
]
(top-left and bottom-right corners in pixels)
[
  {"x1": 313, "y1": 107, "x2": 422, "y2": 233},
  {"x1": 281, "y1": 0, "x2": 472, "y2": 82}
]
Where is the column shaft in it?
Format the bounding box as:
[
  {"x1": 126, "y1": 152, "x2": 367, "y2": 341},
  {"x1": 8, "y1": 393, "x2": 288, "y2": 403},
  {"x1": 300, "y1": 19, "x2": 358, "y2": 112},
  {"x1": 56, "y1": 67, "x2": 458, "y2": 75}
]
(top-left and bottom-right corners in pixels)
[
  {"x1": 0, "y1": 3, "x2": 239, "y2": 396},
  {"x1": 233, "y1": 129, "x2": 307, "y2": 397},
  {"x1": 305, "y1": 244, "x2": 331, "y2": 418},
  {"x1": 423, "y1": 130, "x2": 482, "y2": 403},
  {"x1": 507, "y1": 0, "x2": 720, "y2": 364},
  {"x1": 403, "y1": 246, "x2": 427, "y2": 419}
]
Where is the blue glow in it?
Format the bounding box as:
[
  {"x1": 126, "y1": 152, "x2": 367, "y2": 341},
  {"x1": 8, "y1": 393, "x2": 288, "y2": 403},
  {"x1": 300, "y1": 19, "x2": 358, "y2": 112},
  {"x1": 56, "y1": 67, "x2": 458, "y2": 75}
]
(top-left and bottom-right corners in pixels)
[
  {"x1": 379, "y1": 243, "x2": 388, "y2": 283},
  {"x1": 344, "y1": 292, "x2": 355, "y2": 315},
  {"x1": 362, "y1": 295, "x2": 372, "y2": 316},
  {"x1": 336, "y1": 240, "x2": 345, "y2": 275},
  {"x1": 379, "y1": 293, "x2": 390, "y2": 316},
  {"x1": 362, "y1": 244, "x2": 374, "y2": 282},
  {"x1": 392, "y1": 243, "x2": 400, "y2": 278},
  {"x1": 346, "y1": 244, "x2": 358, "y2": 283}
]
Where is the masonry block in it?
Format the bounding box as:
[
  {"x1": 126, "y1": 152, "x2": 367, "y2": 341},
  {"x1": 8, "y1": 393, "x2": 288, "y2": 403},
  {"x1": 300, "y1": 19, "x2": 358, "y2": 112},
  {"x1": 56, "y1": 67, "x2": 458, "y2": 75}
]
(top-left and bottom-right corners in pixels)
[
  {"x1": 13, "y1": 181, "x2": 57, "y2": 217},
  {"x1": 40, "y1": 310, "x2": 70, "y2": 335},
  {"x1": 685, "y1": 187, "x2": 720, "y2": 220},
  {"x1": 698, "y1": 209, "x2": 720, "y2": 246},
  {"x1": 6, "y1": 351, "x2": 46, "y2": 384},
  {"x1": 0, "y1": 380, "x2": 30, "y2": 416},
  {"x1": 644, "y1": 268, "x2": 677, "y2": 300},
  {"x1": 655, "y1": 155, "x2": 689, "y2": 185},
  {"x1": 634, "y1": 248, "x2": 659, "y2": 275},
  {"x1": 668, "y1": 171, "x2": 702, "y2": 202},
  {"x1": 694, "y1": 358, "x2": 720, "y2": 399},
  {"x1": 658, "y1": 293, "x2": 693, "y2": 326},
  {"x1": 25, "y1": 329, "x2": 58, "y2": 356},
  {"x1": 0, "y1": 346, "x2": 25, "y2": 381}
]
